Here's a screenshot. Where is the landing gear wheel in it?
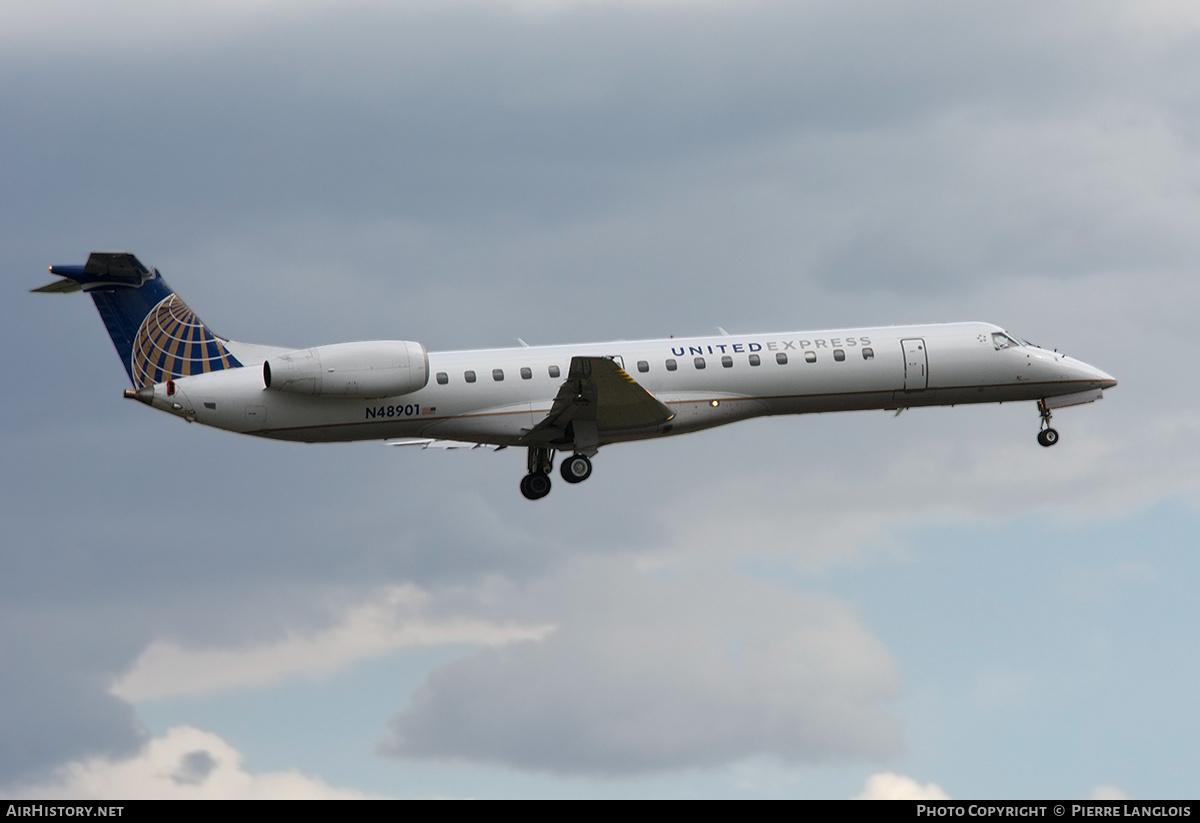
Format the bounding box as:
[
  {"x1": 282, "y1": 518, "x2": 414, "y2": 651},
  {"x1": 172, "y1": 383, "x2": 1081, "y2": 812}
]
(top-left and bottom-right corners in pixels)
[
  {"x1": 560, "y1": 454, "x2": 593, "y2": 484},
  {"x1": 1037, "y1": 428, "x2": 1059, "y2": 447},
  {"x1": 1035, "y1": 400, "x2": 1059, "y2": 448},
  {"x1": 520, "y1": 472, "x2": 552, "y2": 500}
]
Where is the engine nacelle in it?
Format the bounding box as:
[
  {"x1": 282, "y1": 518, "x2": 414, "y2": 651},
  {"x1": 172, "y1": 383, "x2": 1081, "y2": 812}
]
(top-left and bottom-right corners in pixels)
[{"x1": 263, "y1": 341, "x2": 429, "y2": 398}]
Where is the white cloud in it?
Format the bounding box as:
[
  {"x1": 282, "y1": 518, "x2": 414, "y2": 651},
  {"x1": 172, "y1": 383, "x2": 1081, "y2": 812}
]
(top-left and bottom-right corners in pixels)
[
  {"x1": 855, "y1": 772, "x2": 950, "y2": 800},
  {"x1": 383, "y1": 560, "x2": 902, "y2": 775},
  {"x1": 112, "y1": 585, "x2": 553, "y2": 701},
  {"x1": 7, "y1": 726, "x2": 371, "y2": 800},
  {"x1": 1089, "y1": 784, "x2": 1131, "y2": 800}
]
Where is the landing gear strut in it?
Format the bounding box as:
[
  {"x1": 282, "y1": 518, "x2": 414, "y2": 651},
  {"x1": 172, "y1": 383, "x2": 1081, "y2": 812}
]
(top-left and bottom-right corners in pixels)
[
  {"x1": 1036, "y1": 400, "x2": 1059, "y2": 448},
  {"x1": 521, "y1": 446, "x2": 554, "y2": 500}
]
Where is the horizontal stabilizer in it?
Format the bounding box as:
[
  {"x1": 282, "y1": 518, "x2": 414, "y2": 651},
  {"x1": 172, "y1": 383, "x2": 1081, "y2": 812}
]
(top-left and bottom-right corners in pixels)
[
  {"x1": 37, "y1": 252, "x2": 154, "y2": 293},
  {"x1": 31, "y1": 279, "x2": 84, "y2": 294}
]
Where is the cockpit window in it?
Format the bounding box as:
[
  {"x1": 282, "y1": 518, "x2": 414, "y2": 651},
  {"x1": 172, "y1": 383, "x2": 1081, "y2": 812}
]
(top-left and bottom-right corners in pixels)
[{"x1": 992, "y1": 332, "x2": 1022, "y2": 350}]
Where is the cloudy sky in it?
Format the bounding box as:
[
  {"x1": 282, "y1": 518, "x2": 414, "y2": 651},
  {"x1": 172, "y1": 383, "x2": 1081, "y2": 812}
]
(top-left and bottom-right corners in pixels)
[{"x1": 3, "y1": 0, "x2": 1198, "y2": 799}]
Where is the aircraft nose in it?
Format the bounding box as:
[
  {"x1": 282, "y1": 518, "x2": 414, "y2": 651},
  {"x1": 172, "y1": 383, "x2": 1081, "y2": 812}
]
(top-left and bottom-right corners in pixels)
[{"x1": 1074, "y1": 358, "x2": 1117, "y2": 390}]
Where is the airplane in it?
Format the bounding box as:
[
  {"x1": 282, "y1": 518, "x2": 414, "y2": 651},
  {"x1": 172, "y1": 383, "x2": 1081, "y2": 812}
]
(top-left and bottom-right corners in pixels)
[{"x1": 38, "y1": 252, "x2": 1117, "y2": 500}]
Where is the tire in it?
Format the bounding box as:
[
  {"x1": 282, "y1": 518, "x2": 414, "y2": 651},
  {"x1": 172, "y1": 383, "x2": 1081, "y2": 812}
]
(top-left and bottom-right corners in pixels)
[
  {"x1": 526, "y1": 472, "x2": 552, "y2": 499},
  {"x1": 1037, "y1": 428, "x2": 1059, "y2": 447},
  {"x1": 560, "y1": 454, "x2": 593, "y2": 484}
]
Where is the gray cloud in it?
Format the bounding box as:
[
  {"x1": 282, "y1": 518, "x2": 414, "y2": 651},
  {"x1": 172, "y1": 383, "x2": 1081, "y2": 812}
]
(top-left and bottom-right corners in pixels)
[
  {"x1": 171, "y1": 750, "x2": 218, "y2": 786},
  {"x1": 383, "y1": 562, "x2": 902, "y2": 774},
  {"x1": 4, "y1": 0, "x2": 1199, "y2": 790},
  {"x1": 0, "y1": 615, "x2": 144, "y2": 783}
]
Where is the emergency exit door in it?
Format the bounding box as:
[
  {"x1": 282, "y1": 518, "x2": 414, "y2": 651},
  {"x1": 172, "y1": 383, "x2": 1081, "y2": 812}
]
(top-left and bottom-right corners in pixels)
[{"x1": 901, "y1": 338, "x2": 928, "y2": 391}]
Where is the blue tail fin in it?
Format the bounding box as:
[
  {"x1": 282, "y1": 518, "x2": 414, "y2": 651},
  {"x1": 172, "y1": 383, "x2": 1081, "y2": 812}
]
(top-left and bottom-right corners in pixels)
[{"x1": 36, "y1": 252, "x2": 242, "y2": 387}]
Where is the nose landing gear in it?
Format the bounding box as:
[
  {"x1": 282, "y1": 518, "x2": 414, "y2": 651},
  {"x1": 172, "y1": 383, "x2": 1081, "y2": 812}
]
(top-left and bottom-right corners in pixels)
[{"x1": 1036, "y1": 400, "x2": 1059, "y2": 447}]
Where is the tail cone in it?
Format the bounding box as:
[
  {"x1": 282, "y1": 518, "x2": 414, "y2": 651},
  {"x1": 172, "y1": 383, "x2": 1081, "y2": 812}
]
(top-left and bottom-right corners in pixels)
[{"x1": 123, "y1": 386, "x2": 155, "y2": 406}]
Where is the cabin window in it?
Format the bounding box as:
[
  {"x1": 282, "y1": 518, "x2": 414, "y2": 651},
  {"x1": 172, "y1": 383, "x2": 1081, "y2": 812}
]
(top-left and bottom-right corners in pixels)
[
  {"x1": 805, "y1": 351, "x2": 817, "y2": 363},
  {"x1": 637, "y1": 360, "x2": 649, "y2": 373},
  {"x1": 721, "y1": 355, "x2": 733, "y2": 368},
  {"x1": 520, "y1": 367, "x2": 532, "y2": 380},
  {"x1": 435, "y1": 372, "x2": 448, "y2": 385},
  {"x1": 694, "y1": 357, "x2": 706, "y2": 369},
  {"x1": 666, "y1": 359, "x2": 677, "y2": 371},
  {"x1": 862, "y1": 347, "x2": 874, "y2": 360},
  {"x1": 464, "y1": 370, "x2": 477, "y2": 383},
  {"x1": 776, "y1": 353, "x2": 788, "y2": 365},
  {"x1": 749, "y1": 354, "x2": 761, "y2": 366},
  {"x1": 548, "y1": 365, "x2": 560, "y2": 378},
  {"x1": 493, "y1": 369, "x2": 504, "y2": 381},
  {"x1": 833, "y1": 349, "x2": 845, "y2": 362}
]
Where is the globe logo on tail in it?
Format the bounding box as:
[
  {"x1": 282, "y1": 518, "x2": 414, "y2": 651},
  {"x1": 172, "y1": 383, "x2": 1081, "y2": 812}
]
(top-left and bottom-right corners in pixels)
[{"x1": 130, "y1": 294, "x2": 241, "y2": 388}]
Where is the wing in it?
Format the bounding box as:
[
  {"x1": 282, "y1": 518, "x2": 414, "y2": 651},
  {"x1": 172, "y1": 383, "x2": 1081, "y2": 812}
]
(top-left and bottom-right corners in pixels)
[
  {"x1": 522, "y1": 356, "x2": 674, "y2": 451},
  {"x1": 389, "y1": 438, "x2": 494, "y2": 450}
]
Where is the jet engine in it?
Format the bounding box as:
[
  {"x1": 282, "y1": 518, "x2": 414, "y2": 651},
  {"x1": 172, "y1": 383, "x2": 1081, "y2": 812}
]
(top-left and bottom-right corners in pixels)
[{"x1": 263, "y1": 341, "x2": 429, "y2": 398}]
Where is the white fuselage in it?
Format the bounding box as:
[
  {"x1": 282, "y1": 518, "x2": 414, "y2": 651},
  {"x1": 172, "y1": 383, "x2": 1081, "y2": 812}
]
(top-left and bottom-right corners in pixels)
[{"x1": 144, "y1": 321, "x2": 1115, "y2": 447}]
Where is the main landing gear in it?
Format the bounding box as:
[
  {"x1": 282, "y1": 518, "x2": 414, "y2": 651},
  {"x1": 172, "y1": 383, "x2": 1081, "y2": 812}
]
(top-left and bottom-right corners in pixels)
[
  {"x1": 560, "y1": 454, "x2": 593, "y2": 484},
  {"x1": 520, "y1": 471, "x2": 552, "y2": 500},
  {"x1": 520, "y1": 446, "x2": 554, "y2": 500},
  {"x1": 1036, "y1": 400, "x2": 1060, "y2": 448},
  {"x1": 520, "y1": 447, "x2": 594, "y2": 500}
]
